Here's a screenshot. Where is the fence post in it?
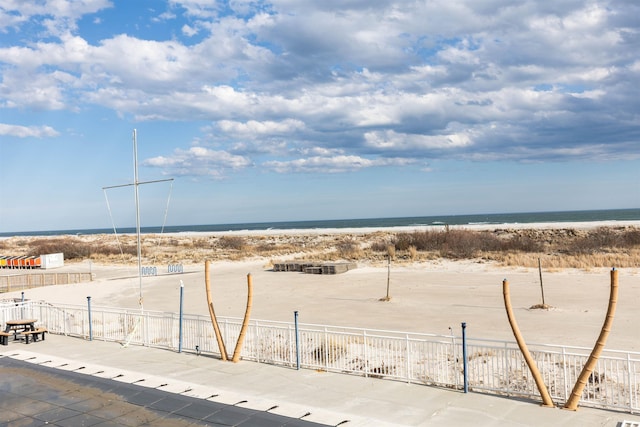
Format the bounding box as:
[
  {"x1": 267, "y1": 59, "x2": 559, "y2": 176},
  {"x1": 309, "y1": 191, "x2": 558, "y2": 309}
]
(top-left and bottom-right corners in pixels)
[
  {"x1": 561, "y1": 346, "x2": 569, "y2": 403},
  {"x1": 178, "y1": 280, "x2": 184, "y2": 353},
  {"x1": 224, "y1": 318, "x2": 229, "y2": 347},
  {"x1": 254, "y1": 320, "x2": 260, "y2": 362},
  {"x1": 363, "y1": 330, "x2": 369, "y2": 378},
  {"x1": 504, "y1": 341, "x2": 510, "y2": 396},
  {"x1": 294, "y1": 311, "x2": 300, "y2": 370},
  {"x1": 462, "y1": 322, "x2": 468, "y2": 393},
  {"x1": 450, "y1": 327, "x2": 459, "y2": 389},
  {"x1": 87, "y1": 296, "x2": 93, "y2": 341},
  {"x1": 406, "y1": 334, "x2": 411, "y2": 383},
  {"x1": 144, "y1": 311, "x2": 149, "y2": 347},
  {"x1": 628, "y1": 352, "x2": 633, "y2": 412},
  {"x1": 324, "y1": 326, "x2": 329, "y2": 371}
]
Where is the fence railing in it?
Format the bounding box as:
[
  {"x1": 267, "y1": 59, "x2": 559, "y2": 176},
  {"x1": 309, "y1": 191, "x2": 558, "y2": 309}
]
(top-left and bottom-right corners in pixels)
[
  {"x1": 2, "y1": 299, "x2": 639, "y2": 413},
  {"x1": 0, "y1": 273, "x2": 93, "y2": 292}
]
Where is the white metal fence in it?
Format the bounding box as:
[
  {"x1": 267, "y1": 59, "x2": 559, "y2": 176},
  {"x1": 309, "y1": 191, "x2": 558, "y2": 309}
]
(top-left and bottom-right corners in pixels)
[{"x1": 1, "y1": 299, "x2": 639, "y2": 413}]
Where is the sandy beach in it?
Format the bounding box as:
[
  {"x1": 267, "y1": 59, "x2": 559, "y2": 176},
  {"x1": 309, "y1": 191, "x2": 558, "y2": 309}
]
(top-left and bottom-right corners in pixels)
[{"x1": 2, "y1": 221, "x2": 640, "y2": 352}]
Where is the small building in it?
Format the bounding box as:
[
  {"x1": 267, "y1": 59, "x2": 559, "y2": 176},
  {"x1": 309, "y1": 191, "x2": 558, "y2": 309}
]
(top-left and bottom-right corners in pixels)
[{"x1": 40, "y1": 253, "x2": 64, "y2": 269}]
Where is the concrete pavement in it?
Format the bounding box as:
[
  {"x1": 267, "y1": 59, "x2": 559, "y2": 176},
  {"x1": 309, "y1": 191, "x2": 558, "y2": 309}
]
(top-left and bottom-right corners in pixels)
[
  {"x1": 0, "y1": 356, "x2": 330, "y2": 426},
  {"x1": 2, "y1": 334, "x2": 640, "y2": 426}
]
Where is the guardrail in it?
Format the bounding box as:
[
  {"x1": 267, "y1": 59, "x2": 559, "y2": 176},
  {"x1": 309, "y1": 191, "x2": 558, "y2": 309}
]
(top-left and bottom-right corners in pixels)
[{"x1": 1, "y1": 299, "x2": 639, "y2": 413}]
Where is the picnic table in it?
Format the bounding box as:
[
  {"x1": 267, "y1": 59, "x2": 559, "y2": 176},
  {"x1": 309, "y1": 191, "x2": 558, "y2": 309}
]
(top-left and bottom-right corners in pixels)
[{"x1": 1, "y1": 319, "x2": 47, "y2": 345}]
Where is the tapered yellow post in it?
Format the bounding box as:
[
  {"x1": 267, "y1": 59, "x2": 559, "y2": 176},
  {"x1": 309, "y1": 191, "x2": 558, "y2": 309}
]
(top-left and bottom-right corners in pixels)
[
  {"x1": 564, "y1": 268, "x2": 618, "y2": 410},
  {"x1": 503, "y1": 279, "x2": 555, "y2": 407},
  {"x1": 205, "y1": 260, "x2": 228, "y2": 361},
  {"x1": 232, "y1": 273, "x2": 254, "y2": 363}
]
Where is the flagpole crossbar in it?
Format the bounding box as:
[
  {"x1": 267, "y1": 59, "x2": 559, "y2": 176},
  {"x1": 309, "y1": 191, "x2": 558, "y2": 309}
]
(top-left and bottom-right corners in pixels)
[{"x1": 102, "y1": 178, "x2": 174, "y2": 190}]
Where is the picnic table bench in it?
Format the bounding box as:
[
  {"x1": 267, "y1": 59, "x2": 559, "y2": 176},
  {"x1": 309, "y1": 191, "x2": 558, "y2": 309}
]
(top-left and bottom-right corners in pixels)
[
  {"x1": 22, "y1": 327, "x2": 47, "y2": 344},
  {"x1": 0, "y1": 331, "x2": 13, "y2": 346},
  {"x1": 1, "y1": 319, "x2": 45, "y2": 345}
]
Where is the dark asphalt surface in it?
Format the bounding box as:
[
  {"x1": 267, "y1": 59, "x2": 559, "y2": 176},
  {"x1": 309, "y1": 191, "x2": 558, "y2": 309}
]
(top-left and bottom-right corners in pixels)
[{"x1": 0, "y1": 356, "x2": 330, "y2": 426}]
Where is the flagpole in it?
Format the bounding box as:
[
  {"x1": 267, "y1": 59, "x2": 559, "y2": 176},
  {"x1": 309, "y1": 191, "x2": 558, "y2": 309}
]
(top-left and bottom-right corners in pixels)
[{"x1": 133, "y1": 129, "x2": 143, "y2": 309}]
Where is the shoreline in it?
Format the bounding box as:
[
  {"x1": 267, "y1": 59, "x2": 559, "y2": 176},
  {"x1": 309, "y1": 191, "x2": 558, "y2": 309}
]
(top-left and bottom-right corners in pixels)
[
  {"x1": 0, "y1": 213, "x2": 640, "y2": 241},
  {"x1": 164, "y1": 219, "x2": 640, "y2": 237}
]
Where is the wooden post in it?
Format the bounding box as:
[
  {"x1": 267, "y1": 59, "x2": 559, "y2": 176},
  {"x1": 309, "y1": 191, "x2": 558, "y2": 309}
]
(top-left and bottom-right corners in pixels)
[
  {"x1": 232, "y1": 273, "x2": 254, "y2": 362},
  {"x1": 564, "y1": 268, "x2": 618, "y2": 410},
  {"x1": 386, "y1": 255, "x2": 391, "y2": 300},
  {"x1": 503, "y1": 279, "x2": 555, "y2": 407},
  {"x1": 205, "y1": 260, "x2": 228, "y2": 360},
  {"x1": 538, "y1": 258, "x2": 545, "y2": 306}
]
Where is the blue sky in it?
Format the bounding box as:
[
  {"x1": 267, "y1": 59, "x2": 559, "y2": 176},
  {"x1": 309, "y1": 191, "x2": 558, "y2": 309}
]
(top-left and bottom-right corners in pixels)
[{"x1": 0, "y1": 0, "x2": 639, "y2": 233}]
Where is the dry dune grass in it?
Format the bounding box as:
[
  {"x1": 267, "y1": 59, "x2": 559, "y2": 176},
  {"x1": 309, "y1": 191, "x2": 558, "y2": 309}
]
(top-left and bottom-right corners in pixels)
[{"x1": 0, "y1": 226, "x2": 639, "y2": 269}]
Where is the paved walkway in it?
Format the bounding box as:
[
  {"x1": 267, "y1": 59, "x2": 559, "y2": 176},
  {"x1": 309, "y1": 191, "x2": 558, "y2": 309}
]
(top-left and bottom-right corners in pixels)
[
  {"x1": 0, "y1": 356, "x2": 329, "y2": 426},
  {"x1": 2, "y1": 334, "x2": 640, "y2": 426}
]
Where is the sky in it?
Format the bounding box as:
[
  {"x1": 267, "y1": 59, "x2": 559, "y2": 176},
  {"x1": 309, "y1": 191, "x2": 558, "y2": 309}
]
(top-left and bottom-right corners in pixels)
[{"x1": 0, "y1": 0, "x2": 639, "y2": 233}]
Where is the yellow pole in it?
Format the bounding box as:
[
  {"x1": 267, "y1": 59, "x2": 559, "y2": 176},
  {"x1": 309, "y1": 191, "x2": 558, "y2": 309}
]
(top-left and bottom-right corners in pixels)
[
  {"x1": 564, "y1": 268, "x2": 618, "y2": 410},
  {"x1": 232, "y1": 273, "x2": 254, "y2": 363},
  {"x1": 503, "y1": 279, "x2": 555, "y2": 407},
  {"x1": 205, "y1": 260, "x2": 228, "y2": 361}
]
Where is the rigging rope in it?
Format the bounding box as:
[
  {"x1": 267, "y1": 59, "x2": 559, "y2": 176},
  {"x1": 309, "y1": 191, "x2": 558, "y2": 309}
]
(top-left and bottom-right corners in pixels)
[
  {"x1": 103, "y1": 189, "x2": 129, "y2": 265},
  {"x1": 160, "y1": 179, "x2": 173, "y2": 235},
  {"x1": 104, "y1": 187, "x2": 142, "y2": 348},
  {"x1": 150, "y1": 179, "x2": 174, "y2": 265}
]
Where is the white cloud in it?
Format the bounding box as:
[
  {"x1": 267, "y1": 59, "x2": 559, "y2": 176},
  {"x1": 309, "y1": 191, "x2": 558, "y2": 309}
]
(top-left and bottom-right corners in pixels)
[
  {"x1": 364, "y1": 130, "x2": 474, "y2": 151},
  {"x1": 217, "y1": 119, "x2": 306, "y2": 135},
  {"x1": 0, "y1": 0, "x2": 638, "y2": 175},
  {"x1": 0, "y1": 0, "x2": 112, "y2": 34},
  {"x1": 181, "y1": 24, "x2": 198, "y2": 37},
  {"x1": 264, "y1": 154, "x2": 415, "y2": 173},
  {"x1": 170, "y1": 0, "x2": 220, "y2": 19},
  {"x1": 0, "y1": 123, "x2": 59, "y2": 138},
  {"x1": 144, "y1": 146, "x2": 253, "y2": 178}
]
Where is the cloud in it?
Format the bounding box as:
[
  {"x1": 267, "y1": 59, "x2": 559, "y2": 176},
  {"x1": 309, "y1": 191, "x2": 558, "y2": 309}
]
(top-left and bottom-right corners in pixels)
[
  {"x1": 364, "y1": 129, "x2": 473, "y2": 151},
  {"x1": 217, "y1": 119, "x2": 306, "y2": 135},
  {"x1": 0, "y1": 0, "x2": 112, "y2": 35},
  {"x1": 1, "y1": 0, "x2": 639, "y2": 175},
  {"x1": 181, "y1": 24, "x2": 198, "y2": 37},
  {"x1": 0, "y1": 123, "x2": 59, "y2": 138},
  {"x1": 143, "y1": 146, "x2": 253, "y2": 178},
  {"x1": 264, "y1": 154, "x2": 415, "y2": 173}
]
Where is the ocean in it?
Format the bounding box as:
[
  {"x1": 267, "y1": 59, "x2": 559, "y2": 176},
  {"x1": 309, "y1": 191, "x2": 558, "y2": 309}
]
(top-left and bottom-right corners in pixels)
[{"x1": 1, "y1": 208, "x2": 639, "y2": 237}]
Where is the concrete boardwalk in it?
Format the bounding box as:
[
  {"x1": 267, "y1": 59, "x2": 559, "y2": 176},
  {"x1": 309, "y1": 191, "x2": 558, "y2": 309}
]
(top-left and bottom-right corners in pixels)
[
  {"x1": 0, "y1": 357, "x2": 329, "y2": 426},
  {"x1": 2, "y1": 334, "x2": 640, "y2": 426}
]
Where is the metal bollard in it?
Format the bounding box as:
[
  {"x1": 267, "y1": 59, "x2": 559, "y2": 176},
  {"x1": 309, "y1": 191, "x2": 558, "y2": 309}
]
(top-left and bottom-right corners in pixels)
[
  {"x1": 462, "y1": 322, "x2": 468, "y2": 393},
  {"x1": 87, "y1": 296, "x2": 93, "y2": 341},
  {"x1": 294, "y1": 311, "x2": 300, "y2": 370},
  {"x1": 178, "y1": 280, "x2": 184, "y2": 353}
]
